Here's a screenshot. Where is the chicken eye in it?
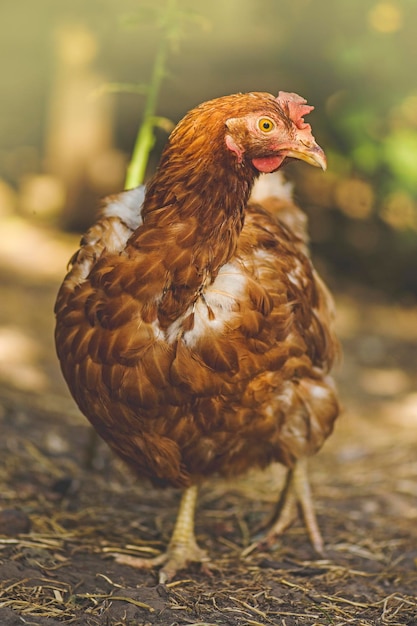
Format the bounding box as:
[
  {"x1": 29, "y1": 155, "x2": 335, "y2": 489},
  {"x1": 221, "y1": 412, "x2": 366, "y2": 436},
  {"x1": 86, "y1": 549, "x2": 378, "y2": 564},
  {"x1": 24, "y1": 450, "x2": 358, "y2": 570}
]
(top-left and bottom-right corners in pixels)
[{"x1": 257, "y1": 117, "x2": 275, "y2": 133}]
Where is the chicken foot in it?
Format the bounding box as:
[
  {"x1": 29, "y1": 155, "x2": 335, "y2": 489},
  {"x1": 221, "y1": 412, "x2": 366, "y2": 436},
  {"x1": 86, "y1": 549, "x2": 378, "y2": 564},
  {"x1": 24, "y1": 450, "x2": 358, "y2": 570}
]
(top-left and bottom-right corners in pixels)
[
  {"x1": 114, "y1": 485, "x2": 209, "y2": 583},
  {"x1": 245, "y1": 458, "x2": 324, "y2": 556}
]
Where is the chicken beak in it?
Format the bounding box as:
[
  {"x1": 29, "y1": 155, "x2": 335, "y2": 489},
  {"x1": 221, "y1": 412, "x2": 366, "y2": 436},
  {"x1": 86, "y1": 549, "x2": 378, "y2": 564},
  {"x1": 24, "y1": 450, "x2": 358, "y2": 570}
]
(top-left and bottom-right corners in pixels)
[{"x1": 286, "y1": 141, "x2": 327, "y2": 171}]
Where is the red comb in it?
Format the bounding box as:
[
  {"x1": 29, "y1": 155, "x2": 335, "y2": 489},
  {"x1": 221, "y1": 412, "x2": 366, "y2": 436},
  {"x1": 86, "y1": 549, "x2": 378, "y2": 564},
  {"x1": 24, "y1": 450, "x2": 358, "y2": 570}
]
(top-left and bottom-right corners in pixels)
[{"x1": 276, "y1": 91, "x2": 314, "y2": 130}]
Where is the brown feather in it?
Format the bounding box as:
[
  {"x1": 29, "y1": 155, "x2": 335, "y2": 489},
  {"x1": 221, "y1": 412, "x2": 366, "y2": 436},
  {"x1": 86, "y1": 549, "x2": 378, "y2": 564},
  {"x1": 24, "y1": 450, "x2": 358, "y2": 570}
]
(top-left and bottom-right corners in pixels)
[{"x1": 55, "y1": 91, "x2": 340, "y2": 496}]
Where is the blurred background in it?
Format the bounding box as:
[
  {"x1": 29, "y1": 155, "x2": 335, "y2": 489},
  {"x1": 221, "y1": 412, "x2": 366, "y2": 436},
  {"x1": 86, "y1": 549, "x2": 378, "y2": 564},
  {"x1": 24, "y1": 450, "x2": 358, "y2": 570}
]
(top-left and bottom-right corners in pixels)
[
  {"x1": 0, "y1": 0, "x2": 416, "y2": 411},
  {"x1": 1, "y1": 0, "x2": 417, "y2": 294}
]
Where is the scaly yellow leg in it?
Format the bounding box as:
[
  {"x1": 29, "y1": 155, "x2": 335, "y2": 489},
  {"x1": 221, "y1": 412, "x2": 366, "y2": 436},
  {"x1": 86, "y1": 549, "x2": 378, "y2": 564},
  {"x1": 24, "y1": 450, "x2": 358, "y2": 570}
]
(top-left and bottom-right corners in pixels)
[
  {"x1": 242, "y1": 458, "x2": 324, "y2": 558},
  {"x1": 114, "y1": 485, "x2": 209, "y2": 583},
  {"x1": 262, "y1": 458, "x2": 324, "y2": 554}
]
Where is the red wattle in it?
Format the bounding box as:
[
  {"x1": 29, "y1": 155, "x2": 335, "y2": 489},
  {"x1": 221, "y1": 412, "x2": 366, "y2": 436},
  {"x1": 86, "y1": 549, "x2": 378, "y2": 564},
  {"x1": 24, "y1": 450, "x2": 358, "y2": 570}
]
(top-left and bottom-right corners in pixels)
[{"x1": 252, "y1": 155, "x2": 285, "y2": 173}]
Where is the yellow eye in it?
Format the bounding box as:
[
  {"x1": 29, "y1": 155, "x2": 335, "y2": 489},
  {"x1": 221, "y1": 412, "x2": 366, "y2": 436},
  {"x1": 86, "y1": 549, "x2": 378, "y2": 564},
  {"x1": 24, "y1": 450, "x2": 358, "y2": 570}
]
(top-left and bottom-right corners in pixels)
[{"x1": 257, "y1": 117, "x2": 275, "y2": 133}]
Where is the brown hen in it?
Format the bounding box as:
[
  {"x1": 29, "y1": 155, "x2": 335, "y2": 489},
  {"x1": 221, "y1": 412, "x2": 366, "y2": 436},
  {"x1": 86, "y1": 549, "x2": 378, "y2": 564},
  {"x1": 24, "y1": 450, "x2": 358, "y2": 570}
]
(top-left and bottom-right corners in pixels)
[{"x1": 55, "y1": 91, "x2": 340, "y2": 582}]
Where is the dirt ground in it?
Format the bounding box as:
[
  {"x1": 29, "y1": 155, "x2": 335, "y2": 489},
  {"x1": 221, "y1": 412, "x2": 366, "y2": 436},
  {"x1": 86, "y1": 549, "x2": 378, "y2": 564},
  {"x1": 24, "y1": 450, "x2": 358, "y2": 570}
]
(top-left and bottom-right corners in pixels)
[{"x1": 1, "y1": 217, "x2": 417, "y2": 625}]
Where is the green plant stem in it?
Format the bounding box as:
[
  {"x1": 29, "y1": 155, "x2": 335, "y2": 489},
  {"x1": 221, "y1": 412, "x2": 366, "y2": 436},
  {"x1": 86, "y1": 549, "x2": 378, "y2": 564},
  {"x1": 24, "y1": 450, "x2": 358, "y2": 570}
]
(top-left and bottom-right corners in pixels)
[{"x1": 124, "y1": 1, "x2": 176, "y2": 189}]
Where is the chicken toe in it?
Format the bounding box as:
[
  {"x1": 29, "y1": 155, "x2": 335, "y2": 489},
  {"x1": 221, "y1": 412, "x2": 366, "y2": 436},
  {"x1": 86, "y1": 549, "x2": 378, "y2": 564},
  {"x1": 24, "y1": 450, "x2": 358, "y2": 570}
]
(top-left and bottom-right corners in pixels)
[{"x1": 114, "y1": 485, "x2": 209, "y2": 583}]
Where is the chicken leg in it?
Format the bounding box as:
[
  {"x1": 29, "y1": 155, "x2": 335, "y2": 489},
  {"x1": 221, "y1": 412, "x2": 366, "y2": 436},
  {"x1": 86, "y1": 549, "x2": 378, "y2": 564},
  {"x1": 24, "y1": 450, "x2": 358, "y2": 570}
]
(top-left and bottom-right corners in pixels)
[
  {"x1": 114, "y1": 485, "x2": 209, "y2": 583},
  {"x1": 260, "y1": 458, "x2": 324, "y2": 554}
]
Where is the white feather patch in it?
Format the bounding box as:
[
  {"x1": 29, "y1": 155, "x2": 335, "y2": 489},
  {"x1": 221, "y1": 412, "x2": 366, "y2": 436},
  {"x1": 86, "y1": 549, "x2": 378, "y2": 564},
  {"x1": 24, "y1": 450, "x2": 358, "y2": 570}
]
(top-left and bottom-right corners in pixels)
[
  {"x1": 287, "y1": 259, "x2": 306, "y2": 289},
  {"x1": 102, "y1": 185, "x2": 145, "y2": 231},
  {"x1": 166, "y1": 262, "x2": 248, "y2": 346},
  {"x1": 250, "y1": 171, "x2": 294, "y2": 204}
]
